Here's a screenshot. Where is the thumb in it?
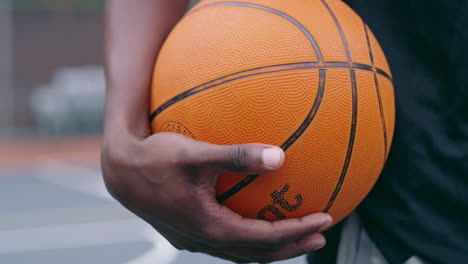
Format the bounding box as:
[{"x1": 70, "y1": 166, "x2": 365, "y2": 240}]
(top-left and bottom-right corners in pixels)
[{"x1": 200, "y1": 143, "x2": 285, "y2": 174}]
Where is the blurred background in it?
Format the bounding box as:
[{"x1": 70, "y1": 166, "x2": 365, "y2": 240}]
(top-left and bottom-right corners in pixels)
[{"x1": 0, "y1": 1, "x2": 304, "y2": 263}]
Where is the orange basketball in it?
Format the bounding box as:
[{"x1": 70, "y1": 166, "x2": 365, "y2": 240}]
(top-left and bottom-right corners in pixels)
[{"x1": 150, "y1": 0, "x2": 395, "y2": 225}]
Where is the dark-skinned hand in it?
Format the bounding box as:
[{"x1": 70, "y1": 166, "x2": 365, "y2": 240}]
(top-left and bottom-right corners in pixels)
[{"x1": 102, "y1": 132, "x2": 332, "y2": 263}]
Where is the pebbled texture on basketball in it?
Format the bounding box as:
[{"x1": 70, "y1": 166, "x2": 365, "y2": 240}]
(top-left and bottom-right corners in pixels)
[{"x1": 150, "y1": 0, "x2": 395, "y2": 225}]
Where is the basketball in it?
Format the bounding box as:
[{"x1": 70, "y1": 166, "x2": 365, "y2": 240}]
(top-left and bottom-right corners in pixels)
[{"x1": 150, "y1": 0, "x2": 395, "y2": 225}]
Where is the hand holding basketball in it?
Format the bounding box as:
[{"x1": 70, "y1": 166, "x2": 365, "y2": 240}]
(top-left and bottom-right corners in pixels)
[
  {"x1": 151, "y1": 0, "x2": 395, "y2": 224},
  {"x1": 101, "y1": 132, "x2": 332, "y2": 263}
]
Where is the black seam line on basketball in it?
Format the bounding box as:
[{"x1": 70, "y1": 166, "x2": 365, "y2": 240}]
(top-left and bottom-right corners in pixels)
[
  {"x1": 216, "y1": 69, "x2": 327, "y2": 204},
  {"x1": 188, "y1": 1, "x2": 394, "y2": 82},
  {"x1": 320, "y1": 0, "x2": 352, "y2": 65},
  {"x1": 281, "y1": 69, "x2": 326, "y2": 151},
  {"x1": 148, "y1": 61, "x2": 391, "y2": 122},
  {"x1": 375, "y1": 68, "x2": 391, "y2": 80},
  {"x1": 216, "y1": 175, "x2": 259, "y2": 203},
  {"x1": 190, "y1": 1, "x2": 324, "y2": 63},
  {"x1": 323, "y1": 69, "x2": 358, "y2": 213},
  {"x1": 327, "y1": 62, "x2": 392, "y2": 80},
  {"x1": 150, "y1": 62, "x2": 315, "y2": 122},
  {"x1": 321, "y1": 0, "x2": 357, "y2": 213},
  {"x1": 364, "y1": 24, "x2": 388, "y2": 160}
]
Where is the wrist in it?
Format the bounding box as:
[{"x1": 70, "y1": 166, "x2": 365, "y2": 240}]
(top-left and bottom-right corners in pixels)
[
  {"x1": 102, "y1": 85, "x2": 151, "y2": 140},
  {"x1": 101, "y1": 126, "x2": 146, "y2": 199},
  {"x1": 101, "y1": 98, "x2": 149, "y2": 170}
]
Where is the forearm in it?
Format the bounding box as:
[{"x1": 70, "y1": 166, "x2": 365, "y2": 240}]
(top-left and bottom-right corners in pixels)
[{"x1": 103, "y1": 0, "x2": 189, "y2": 141}]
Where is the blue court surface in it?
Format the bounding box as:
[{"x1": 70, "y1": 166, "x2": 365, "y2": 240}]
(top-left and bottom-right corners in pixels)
[{"x1": 0, "y1": 159, "x2": 305, "y2": 264}]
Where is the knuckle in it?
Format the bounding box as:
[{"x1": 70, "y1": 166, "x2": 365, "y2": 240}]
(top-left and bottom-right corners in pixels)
[
  {"x1": 175, "y1": 144, "x2": 192, "y2": 166},
  {"x1": 177, "y1": 141, "x2": 193, "y2": 160},
  {"x1": 228, "y1": 145, "x2": 249, "y2": 170}
]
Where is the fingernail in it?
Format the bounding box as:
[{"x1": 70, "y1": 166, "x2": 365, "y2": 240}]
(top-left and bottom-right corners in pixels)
[
  {"x1": 319, "y1": 219, "x2": 333, "y2": 231},
  {"x1": 262, "y1": 148, "x2": 282, "y2": 169},
  {"x1": 316, "y1": 241, "x2": 327, "y2": 250}
]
